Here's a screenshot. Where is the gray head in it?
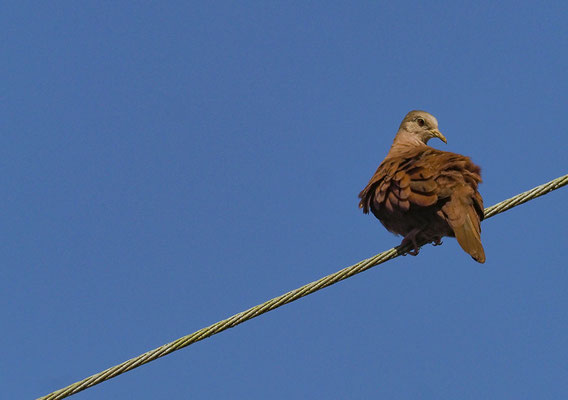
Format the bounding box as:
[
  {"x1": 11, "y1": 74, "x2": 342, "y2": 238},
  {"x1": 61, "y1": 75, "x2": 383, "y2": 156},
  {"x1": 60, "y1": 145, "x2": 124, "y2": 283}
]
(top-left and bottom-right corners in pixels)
[{"x1": 397, "y1": 110, "x2": 447, "y2": 144}]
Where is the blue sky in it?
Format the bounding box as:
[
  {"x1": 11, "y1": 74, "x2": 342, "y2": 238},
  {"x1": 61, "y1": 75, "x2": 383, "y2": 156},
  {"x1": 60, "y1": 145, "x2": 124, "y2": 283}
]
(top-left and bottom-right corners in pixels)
[{"x1": 2, "y1": 2, "x2": 567, "y2": 399}]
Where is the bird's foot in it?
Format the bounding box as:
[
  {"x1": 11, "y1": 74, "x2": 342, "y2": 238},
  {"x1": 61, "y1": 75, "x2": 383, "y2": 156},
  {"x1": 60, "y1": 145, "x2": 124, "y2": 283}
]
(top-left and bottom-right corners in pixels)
[
  {"x1": 406, "y1": 247, "x2": 420, "y2": 256},
  {"x1": 400, "y1": 230, "x2": 421, "y2": 256},
  {"x1": 432, "y1": 237, "x2": 443, "y2": 246}
]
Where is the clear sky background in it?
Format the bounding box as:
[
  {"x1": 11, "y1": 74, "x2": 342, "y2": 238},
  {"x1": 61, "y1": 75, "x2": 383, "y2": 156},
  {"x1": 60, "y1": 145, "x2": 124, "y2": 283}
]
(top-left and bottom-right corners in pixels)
[{"x1": 2, "y1": 2, "x2": 567, "y2": 399}]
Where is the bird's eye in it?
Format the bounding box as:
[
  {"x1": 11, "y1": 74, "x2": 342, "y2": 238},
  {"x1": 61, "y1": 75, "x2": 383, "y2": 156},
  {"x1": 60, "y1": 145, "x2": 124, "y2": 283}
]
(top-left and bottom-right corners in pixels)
[{"x1": 417, "y1": 118, "x2": 425, "y2": 127}]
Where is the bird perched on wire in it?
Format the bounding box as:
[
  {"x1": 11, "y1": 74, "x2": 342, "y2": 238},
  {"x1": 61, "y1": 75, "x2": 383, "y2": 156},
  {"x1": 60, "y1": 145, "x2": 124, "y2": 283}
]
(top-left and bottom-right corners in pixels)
[{"x1": 358, "y1": 110, "x2": 485, "y2": 263}]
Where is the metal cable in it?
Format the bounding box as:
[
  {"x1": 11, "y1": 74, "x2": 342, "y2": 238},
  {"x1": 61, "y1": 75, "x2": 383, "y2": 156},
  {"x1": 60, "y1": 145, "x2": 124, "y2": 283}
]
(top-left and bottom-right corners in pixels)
[{"x1": 38, "y1": 173, "x2": 568, "y2": 400}]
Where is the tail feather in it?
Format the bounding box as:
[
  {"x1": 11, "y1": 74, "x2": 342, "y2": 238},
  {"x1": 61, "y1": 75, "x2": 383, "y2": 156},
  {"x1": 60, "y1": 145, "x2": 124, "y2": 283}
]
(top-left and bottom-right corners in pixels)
[{"x1": 453, "y1": 208, "x2": 485, "y2": 263}]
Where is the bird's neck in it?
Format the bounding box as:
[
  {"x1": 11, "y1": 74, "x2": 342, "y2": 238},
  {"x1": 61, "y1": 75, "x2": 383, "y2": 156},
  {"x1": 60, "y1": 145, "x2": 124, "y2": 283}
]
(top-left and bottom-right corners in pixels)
[{"x1": 388, "y1": 130, "x2": 428, "y2": 156}]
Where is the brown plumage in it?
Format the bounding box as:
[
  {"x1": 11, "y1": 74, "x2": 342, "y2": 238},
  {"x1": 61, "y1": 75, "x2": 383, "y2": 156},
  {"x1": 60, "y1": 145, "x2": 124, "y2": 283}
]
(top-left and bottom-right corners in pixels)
[{"x1": 358, "y1": 110, "x2": 485, "y2": 263}]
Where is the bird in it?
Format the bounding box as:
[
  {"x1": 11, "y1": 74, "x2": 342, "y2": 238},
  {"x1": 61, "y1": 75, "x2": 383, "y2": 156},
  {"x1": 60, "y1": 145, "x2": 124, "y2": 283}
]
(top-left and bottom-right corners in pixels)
[{"x1": 358, "y1": 110, "x2": 485, "y2": 263}]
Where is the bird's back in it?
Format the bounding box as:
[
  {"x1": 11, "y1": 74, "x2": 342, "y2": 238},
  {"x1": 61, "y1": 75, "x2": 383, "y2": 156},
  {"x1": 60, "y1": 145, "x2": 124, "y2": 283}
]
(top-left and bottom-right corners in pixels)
[{"x1": 359, "y1": 146, "x2": 485, "y2": 262}]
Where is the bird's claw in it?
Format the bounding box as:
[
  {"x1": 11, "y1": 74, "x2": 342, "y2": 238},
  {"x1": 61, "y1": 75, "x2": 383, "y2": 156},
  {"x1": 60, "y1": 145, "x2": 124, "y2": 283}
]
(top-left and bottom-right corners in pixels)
[
  {"x1": 407, "y1": 247, "x2": 420, "y2": 256},
  {"x1": 401, "y1": 233, "x2": 420, "y2": 256}
]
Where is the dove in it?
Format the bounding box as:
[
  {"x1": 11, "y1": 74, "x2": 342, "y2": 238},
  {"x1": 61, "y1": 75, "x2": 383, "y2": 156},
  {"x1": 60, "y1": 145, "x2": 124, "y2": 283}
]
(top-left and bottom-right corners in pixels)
[{"x1": 358, "y1": 110, "x2": 485, "y2": 263}]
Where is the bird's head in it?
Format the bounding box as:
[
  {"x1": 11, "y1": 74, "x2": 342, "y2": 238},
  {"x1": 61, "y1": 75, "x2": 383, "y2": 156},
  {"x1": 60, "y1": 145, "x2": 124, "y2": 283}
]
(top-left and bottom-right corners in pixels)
[{"x1": 397, "y1": 110, "x2": 447, "y2": 145}]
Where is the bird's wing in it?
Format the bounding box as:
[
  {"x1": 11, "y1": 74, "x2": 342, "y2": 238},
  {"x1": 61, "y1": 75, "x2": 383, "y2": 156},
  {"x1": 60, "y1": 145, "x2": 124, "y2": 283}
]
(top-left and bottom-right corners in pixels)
[
  {"x1": 430, "y1": 151, "x2": 485, "y2": 262},
  {"x1": 358, "y1": 148, "x2": 441, "y2": 216}
]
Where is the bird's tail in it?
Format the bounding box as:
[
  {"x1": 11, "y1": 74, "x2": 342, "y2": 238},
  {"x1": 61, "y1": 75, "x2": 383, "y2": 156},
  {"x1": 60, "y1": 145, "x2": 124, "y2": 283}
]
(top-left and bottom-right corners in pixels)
[{"x1": 453, "y1": 206, "x2": 486, "y2": 263}]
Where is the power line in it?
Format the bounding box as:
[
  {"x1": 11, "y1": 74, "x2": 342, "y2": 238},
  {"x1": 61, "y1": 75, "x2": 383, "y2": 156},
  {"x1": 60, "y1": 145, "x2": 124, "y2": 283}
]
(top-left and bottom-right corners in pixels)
[{"x1": 38, "y1": 173, "x2": 568, "y2": 400}]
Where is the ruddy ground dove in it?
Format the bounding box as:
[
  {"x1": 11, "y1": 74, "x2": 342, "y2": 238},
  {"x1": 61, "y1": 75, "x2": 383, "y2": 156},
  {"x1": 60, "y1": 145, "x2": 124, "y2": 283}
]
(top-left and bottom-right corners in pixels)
[{"x1": 358, "y1": 110, "x2": 485, "y2": 263}]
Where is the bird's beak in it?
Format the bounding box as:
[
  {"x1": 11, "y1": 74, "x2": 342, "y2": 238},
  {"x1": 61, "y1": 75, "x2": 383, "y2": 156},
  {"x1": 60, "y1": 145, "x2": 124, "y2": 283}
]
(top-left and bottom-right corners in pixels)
[{"x1": 430, "y1": 129, "x2": 447, "y2": 144}]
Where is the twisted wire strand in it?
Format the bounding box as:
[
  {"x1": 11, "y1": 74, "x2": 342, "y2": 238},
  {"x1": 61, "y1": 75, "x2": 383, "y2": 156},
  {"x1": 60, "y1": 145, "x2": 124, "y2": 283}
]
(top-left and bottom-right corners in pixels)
[{"x1": 38, "y1": 173, "x2": 568, "y2": 400}]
